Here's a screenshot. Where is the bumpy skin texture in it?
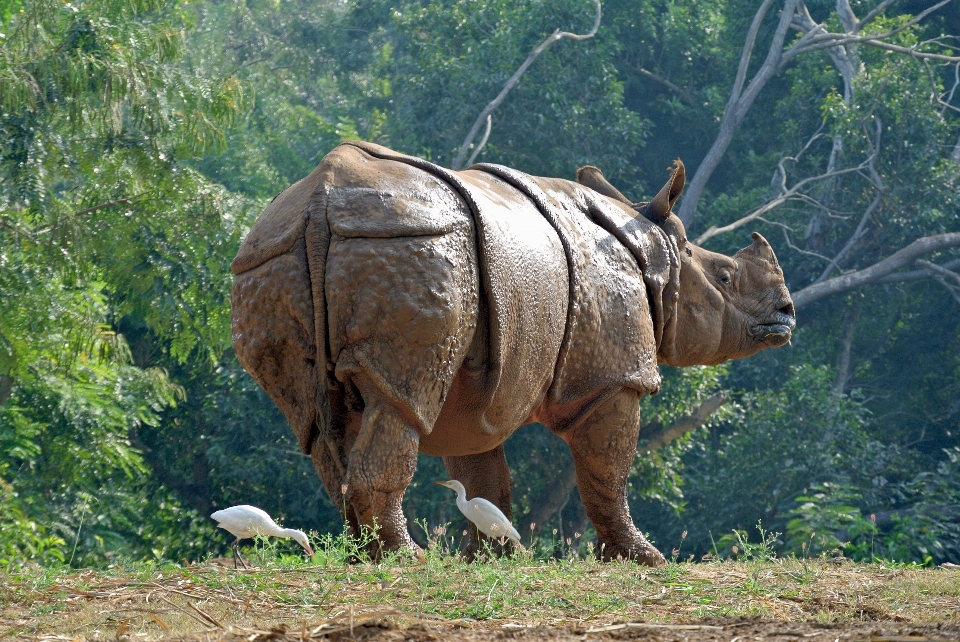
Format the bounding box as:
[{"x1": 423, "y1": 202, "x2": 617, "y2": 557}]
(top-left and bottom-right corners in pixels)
[{"x1": 231, "y1": 142, "x2": 795, "y2": 564}]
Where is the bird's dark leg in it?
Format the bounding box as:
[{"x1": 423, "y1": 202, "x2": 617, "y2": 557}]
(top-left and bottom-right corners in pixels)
[{"x1": 232, "y1": 539, "x2": 249, "y2": 569}]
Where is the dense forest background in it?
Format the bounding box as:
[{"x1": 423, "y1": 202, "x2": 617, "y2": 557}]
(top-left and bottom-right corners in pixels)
[{"x1": 2, "y1": 0, "x2": 959, "y2": 568}]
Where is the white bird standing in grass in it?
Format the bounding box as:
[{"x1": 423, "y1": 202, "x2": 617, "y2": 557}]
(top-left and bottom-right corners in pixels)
[
  {"x1": 435, "y1": 480, "x2": 522, "y2": 545},
  {"x1": 210, "y1": 505, "x2": 314, "y2": 569}
]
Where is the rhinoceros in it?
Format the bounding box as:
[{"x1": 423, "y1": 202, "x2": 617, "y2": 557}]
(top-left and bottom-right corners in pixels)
[{"x1": 230, "y1": 141, "x2": 795, "y2": 565}]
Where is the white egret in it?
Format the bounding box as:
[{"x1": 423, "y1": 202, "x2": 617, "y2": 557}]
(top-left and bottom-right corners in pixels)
[
  {"x1": 434, "y1": 480, "x2": 522, "y2": 544},
  {"x1": 210, "y1": 505, "x2": 314, "y2": 568}
]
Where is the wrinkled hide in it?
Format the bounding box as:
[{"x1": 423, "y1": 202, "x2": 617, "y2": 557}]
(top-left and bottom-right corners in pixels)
[{"x1": 230, "y1": 143, "x2": 794, "y2": 564}]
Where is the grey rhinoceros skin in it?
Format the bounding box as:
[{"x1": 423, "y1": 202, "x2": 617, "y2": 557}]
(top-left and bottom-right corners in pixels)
[{"x1": 230, "y1": 141, "x2": 795, "y2": 565}]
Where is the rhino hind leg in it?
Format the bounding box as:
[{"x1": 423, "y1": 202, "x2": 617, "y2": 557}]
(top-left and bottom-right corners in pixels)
[
  {"x1": 442, "y1": 444, "x2": 515, "y2": 560},
  {"x1": 565, "y1": 390, "x2": 666, "y2": 566},
  {"x1": 341, "y1": 376, "x2": 422, "y2": 560}
]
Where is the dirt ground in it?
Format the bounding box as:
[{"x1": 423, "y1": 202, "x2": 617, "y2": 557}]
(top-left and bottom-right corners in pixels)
[
  {"x1": 3, "y1": 559, "x2": 959, "y2": 642},
  {"x1": 34, "y1": 616, "x2": 960, "y2": 642}
]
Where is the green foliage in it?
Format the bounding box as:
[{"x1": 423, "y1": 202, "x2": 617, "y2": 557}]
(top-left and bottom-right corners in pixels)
[
  {"x1": 351, "y1": 0, "x2": 647, "y2": 180},
  {"x1": 784, "y1": 449, "x2": 960, "y2": 565},
  {"x1": 637, "y1": 364, "x2": 882, "y2": 554},
  {"x1": 0, "y1": 478, "x2": 65, "y2": 568},
  {"x1": 785, "y1": 483, "x2": 878, "y2": 558},
  {"x1": 631, "y1": 365, "x2": 732, "y2": 509},
  {"x1": 0, "y1": 0, "x2": 249, "y2": 566}
]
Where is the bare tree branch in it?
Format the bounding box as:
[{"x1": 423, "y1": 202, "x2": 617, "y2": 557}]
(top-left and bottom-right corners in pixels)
[
  {"x1": 677, "y1": 0, "x2": 799, "y2": 226},
  {"x1": 638, "y1": 392, "x2": 730, "y2": 453},
  {"x1": 520, "y1": 391, "x2": 729, "y2": 534},
  {"x1": 916, "y1": 259, "x2": 960, "y2": 289},
  {"x1": 793, "y1": 35, "x2": 960, "y2": 63},
  {"x1": 465, "y1": 114, "x2": 492, "y2": 167},
  {"x1": 875, "y1": 258, "x2": 960, "y2": 283},
  {"x1": 518, "y1": 455, "x2": 578, "y2": 536},
  {"x1": 675, "y1": 0, "x2": 957, "y2": 228},
  {"x1": 792, "y1": 233, "x2": 960, "y2": 309},
  {"x1": 623, "y1": 62, "x2": 695, "y2": 105},
  {"x1": 812, "y1": 119, "x2": 885, "y2": 283},
  {"x1": 73, "y1": 194, "x2": 150, "y2": 216},
  {"x1": 930, "y1": 275, "x2": 960, "y2": 306},
  {"x1": 452, "y1": 0, "x2": 602, "y2": 170},
  {"x1": 856, "y1": 0, "x2": 897, "y2": 32},
  {"x1": 695, "y1": 147, "x2": 875, "y2": 245},
  {"x1": 834, "y1": 296, "x2": 862, "y2": 393}
]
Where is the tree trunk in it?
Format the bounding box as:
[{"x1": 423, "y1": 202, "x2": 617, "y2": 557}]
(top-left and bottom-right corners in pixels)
[
  {"x1": 833, "y1": 296, "x2": 862, "y2": 394},
  {"x1": 0, "y1": 375, "x2": 13, "y2": 406}
]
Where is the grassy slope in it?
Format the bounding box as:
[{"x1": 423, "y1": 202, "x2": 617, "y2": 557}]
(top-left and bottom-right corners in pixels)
[{"x1": 2, "y1": 535, "x2": 959, "y2": 639}]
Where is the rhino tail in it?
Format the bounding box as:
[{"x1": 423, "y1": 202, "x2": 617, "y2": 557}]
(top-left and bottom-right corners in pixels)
[{"x1": 305, "y1": 182, "x2": 333, "y2": 451}]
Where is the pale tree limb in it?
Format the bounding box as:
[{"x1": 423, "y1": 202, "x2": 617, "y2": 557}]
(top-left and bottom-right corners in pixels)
[
  {"x1": 695, "y1": 142, "x2": 875, "y2": 245},
  {"x1": 916, "y1": 259, "x2": 960, "y2": 306},
  {"x1": 676, "y1": 0, "x2": 958, "y2": 228},
  {"x1": 833, "y1": 295, "x2": 862, "y2": 394},
  {"x1": 623, "y1": 61, "x2": 696, "y2": 106},
  {"x1": 792, "y1": 2, "x2": 856, "y2": 249},
  {"x1": 876, "y1": 258, "x2": 960, "y2": 284},
  {"x1": 930, "y1": 274, "x2": 960, "y2": 306},
  {"x1": 812, "y1": 119, "x2": 885, "y2": 284},
  {"x1": 638, "y1": 392, "x2": 730, "y2": 453},
  {"x1": 465, "y1": 115, "x2": 492, "y2": 167},
  {"x1": 917, "y1": 259, "x2": 960, "y2": 289},
  {"x1": 519, "y1": 455, "x2": 578, "y2": 536},
  {"x1": 795, "y1": 34, "x2": 960, "y2": 63},
  {"x1": 451, "y1": 0, "x2": 601, "y2": 170},
  {"x1": 792, "y1": 233, "x2": 960, "y2": 309},
  {"x1": 677, "y1": 0, "x2": 801, "y2": 226}
]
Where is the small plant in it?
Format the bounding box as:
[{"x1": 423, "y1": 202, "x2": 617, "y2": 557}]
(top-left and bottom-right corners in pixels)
[{"x1": 717, "y1": 521, "x2": 781, "y2": 562}]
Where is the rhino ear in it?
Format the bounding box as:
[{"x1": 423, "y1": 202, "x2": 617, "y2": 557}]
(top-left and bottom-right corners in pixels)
[
  {"x1": 576, "y1": 165, "x2": 634, "y2": 206},
  {"x1": 639, "y1": 159, "x2": 685, "y2": 223}
]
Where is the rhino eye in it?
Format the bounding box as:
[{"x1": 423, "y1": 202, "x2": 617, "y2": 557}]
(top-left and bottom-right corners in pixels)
[{"x1": 718, "y1": 269, "x2": 732, "y2": 286}]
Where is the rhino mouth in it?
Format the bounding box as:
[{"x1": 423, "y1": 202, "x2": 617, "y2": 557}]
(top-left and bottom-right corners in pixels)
[{"x1": 750, "y1": 306, "x2": 796, "y2": 344}]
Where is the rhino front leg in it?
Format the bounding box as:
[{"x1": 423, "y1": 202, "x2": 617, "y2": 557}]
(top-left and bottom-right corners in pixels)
[
  {"x1": 442, "y1": 444, "x2": 515, "y2": 559},
  {"x1": 565, "y1": 390, "x2": 666, "y2": 566},
  {"x1": 344, "y1": 380, "x2": 421, "y2": 560}
]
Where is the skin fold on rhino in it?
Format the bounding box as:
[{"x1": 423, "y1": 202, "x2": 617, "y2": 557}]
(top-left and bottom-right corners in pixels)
[{"x1": 230, "y1": 142, "x2": 795, "y2": 566}]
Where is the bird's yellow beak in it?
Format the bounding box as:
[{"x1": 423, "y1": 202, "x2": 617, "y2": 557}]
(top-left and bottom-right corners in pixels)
[{"x1": 434, "y1": 480, "x2": 451, "y2": 487}]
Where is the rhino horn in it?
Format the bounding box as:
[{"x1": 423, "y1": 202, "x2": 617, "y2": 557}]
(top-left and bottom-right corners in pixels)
[
  {"x1": 639, "y1": 159, "x2": 685, "y2": 223},
  {"x1": 735, "y1": 232, "x2": 781, "y2": 268}
]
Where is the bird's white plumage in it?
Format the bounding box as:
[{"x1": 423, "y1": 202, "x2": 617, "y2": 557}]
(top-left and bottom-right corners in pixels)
[
  {"x1": 211, "y1": 505, "x2": 313, "y2": 556},
  {"x1": 435, "y1": 480, "x2": 522, "y2": 543}
]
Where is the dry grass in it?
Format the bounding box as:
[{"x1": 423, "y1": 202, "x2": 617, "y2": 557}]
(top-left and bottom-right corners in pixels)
[{"x1": 2, "y1": 543, "x2": 959, "y2": 641}]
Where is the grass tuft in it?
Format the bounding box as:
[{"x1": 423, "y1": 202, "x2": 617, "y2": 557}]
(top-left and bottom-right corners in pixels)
[{"x1": 1, "y1": 531, "x2": 959, "y2": 639}]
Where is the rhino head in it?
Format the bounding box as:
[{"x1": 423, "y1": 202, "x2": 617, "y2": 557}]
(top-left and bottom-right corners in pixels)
[
  {"x1": 580, "y1": 161, "x2": 795, "y2": 367},
  {"x1": 642, "y1": 161, "x2": 795, "y2": 366}
]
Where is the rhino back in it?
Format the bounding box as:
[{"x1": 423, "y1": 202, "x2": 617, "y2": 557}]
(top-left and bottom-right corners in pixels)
[{"x1": 231, "y1": 163, "x2": 328, "y2": 275}]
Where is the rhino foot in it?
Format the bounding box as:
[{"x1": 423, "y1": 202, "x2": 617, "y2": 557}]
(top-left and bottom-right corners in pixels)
[
  {"x1": 359, "y1": 532, "x2": 424, "y2": 564},
  {"x1": 597, "y1": 535, "x2": 666, "y2": 566}
]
